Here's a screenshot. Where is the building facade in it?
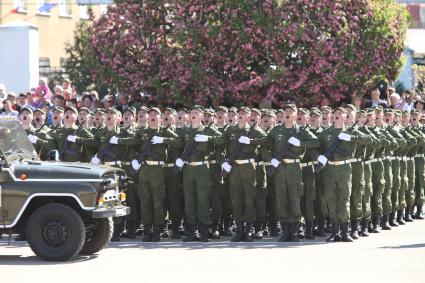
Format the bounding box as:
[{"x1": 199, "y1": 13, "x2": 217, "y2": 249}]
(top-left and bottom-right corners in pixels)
[{"x1": 0, "y1": 1, "x2": 108, "y2": 77}]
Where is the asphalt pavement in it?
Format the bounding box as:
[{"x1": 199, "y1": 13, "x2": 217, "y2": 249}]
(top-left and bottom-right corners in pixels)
[{"x1": 1, "y1": 220, "x2": 425, "y2": 283}]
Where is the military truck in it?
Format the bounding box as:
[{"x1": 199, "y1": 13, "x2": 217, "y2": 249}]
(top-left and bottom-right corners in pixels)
[{"x1": 0, "y1": 118, "x2": 130, "y2": 261}]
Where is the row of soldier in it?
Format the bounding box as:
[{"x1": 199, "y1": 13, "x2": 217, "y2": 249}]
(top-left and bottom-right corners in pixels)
[{"x1": 17, "y1": 103, "x2": 425, "y2": 242}]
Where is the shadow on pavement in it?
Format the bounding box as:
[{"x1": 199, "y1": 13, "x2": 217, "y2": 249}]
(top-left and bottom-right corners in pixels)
[
  {"x1": 107, "y1": 237, "x2": 330, "y2": 250},
  {"x1": 379, "y1": 243, "x2": 425, "y2": 249},
  {"x1": 0, "y1": 254, "x2": 98, "y2": 265}
]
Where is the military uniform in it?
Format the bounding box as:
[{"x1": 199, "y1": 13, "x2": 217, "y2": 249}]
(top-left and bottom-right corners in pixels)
[
  {"x1": 410, "y1": 120, "x2": 425, "y2": 219},
  {"x1": 165, "y1": 124, "x2": 185, "y2": 239},
  {"x1": 174, "y1": 119, "x2": 221, "y2": 242},
  {"x1": 317, "y1": 112, "x2": 371, "y2": 242},
  {"x1": 117, "y1": 122, "x2": 177, "y2": 242},
  {"x1": 36, "y1": 125, "x2": 93, "y2": 162},
  {"x1": 404, "y1": 124, "x2": 422, "y2": 221},
  {"x1": 210, "y1": 108, "x2": 267, "y2": 242},
  {"x1": 398, "y1": 122, "x2": 417, "y2": 224},
  {"x1": 367, "y1": 125, "x2": 391, "y2": 232},
  {"x1": 358, "y1": 123, "x2": 380, "y2": 236},
  {"x1": 263, "y1": 107, "x2": 319, "y2": 242},
  {"x1": 120, "y1": 123, "x2": 140, "y2": 238},
  {"x1": 209, "y1": 124, "x2": 229, "y2": 238},
  {"x1": 75, "y1": 111, "x2": 132, "y2": 241}
]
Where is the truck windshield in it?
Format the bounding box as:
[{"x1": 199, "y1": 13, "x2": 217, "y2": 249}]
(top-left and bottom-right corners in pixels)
[{"x1": 0, "y1": 118, "x2": 38, "y2": 164}]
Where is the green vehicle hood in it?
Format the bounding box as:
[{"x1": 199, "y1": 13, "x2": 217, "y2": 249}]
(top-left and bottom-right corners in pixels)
[{"x1": 9, "y1": 160, "x2": 125, "y2": 180}]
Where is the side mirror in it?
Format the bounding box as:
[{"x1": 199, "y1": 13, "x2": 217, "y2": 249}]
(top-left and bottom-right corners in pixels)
[{"x1": 48, "y1": 150, "x2": 59, "y2": 161}]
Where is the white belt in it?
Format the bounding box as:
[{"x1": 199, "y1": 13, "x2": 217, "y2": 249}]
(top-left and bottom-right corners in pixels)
[
  {"x1": 350, "y1": 158, "x2": 363, "y2": 163},
  {"x1": 415, "y1": 154, "x2": 425, "y2": 158},
  {"x1": 282, "y1": 158, "x2": 300, "y2": 164},
  {"x1": 388, "y1": 157, "x2": 398, "y2": 161},
  {"x1": 234, "y1": 159, "x2": 255, "y2": 165},
  {"x1": 209, "y1": 160, "x2": 217, "y2": 165},
  {"x1": 401, "y1": 157, "x2": 413, "y2": 161},
  {"x1": 164, "y1": 163, "x2": 175, "y2": 167},
  {"x1": 367, "y1": 158, "x2": 384, "y2": 164},
  {"x1": 256, "y1": 161, "x2": 265, "y2": 166},
  {"x1": 144, "y1": 160, "x2": 165, "y2": 166},
  {"x1": 186, "y1": 161, "x2": 209, "y2": 166},
  {"x1": 300, "y1": 161, "x2": 318, "y2": 168},
  {"x1": 121, "y1": 161, "x2": 131, "y2": 166},
  {"x1": 104, "y1": 161, "x2": 121, "y2": 166},
  {"x1": 327, "y1": 160, "x2": 352, "y2": 166}
]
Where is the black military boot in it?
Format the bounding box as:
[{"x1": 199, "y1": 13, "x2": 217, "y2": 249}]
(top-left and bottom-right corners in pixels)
[
  {"x1": 161, "y1": 222, "x2": 169, "y2": 239},
  {"x1": 199, "y1": 224, "x2": 209, "y2": 242},
  {"x1": 183, "y1": 224, "x2": 200, "y2": 242},
  {"x1": 305, "y1": 221, "x2": 315, "y2": 240},
  {"x1": 288, "y1": 222, "x2": 300, "y2": 242},
  {"x1": 245, "y1": 222, "x2": 254, "y2": 242},
  {"x1": 222, "y1": 218, "x2": 233, "y2": 237},
  {"x1": 350, "y1": 220, "x2": 359, "y2": 240},
  {"x1": 278, "y1": 222, "x2": 289, "y2": 242},
  {"x1": 142, "y1": 224, "x2": 153, "y2": 242},
  {"x1": 396, "y1": 209, "x2": 406, "y2": 225},
  {"x1": 341, "y1": 223, "x2": 353, "y2": 242},
  {"x1": 324, "y1": 219, "x2": 332, "y2": 234},
  {"x1": 297, "y1": 223, "x2": 305, "y2": 239},
  {"x1": 254, "y1": 221, "x2": 264, "y2": 240},
  {"x1": 404, "y1": 206, "x2": 413, "y2": 222},
  {"x1": 210, "y1": 220, "x2": 221, "y2": 239},
  {"x1": 326, "y1": 224, "x2": 340, "y2": 242},
  {"x1": 389, "y1": 212, "x2": 399, "y2": 227},
  {"x1": 152, "y1": 225, "x2": 162, "y2": 242},
  {"x1": 171, "y1": 223, "x2": 181, "y2": 239},
  {"x1": 371, "y1": 216, "x2": 380, "y2": 233},
  {"x1": 269, "y1": 220, "x2": 280, "y2": 237},
  {"x1": 125, "y1": 221, "x2": 137, "y2": 239},
  {"x1": 415, "y1": 205, "x2": 424, "y2": 220},
  {"x1": 231, "y1": 222, "x2": 245, "y2": 242},
  {"x1": 359, "y1": 219, "x2": 369, "y2": 237},
  {"x1": 381, "y1": 215, "x2": 391, "y2": 230},
  {"x1": 313, "y1": 219, "x2": 325, "y2": 237}
]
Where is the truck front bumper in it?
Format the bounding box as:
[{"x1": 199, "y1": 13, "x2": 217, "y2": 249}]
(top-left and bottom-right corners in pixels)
[{"x1": 89, "y1": 206, "x2": 130, "y2": 218}]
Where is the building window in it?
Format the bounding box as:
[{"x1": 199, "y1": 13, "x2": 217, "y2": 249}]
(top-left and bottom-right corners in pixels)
[
  {"x1": 36, "y1": 0, "x2": 53, "y2": 16},
  {"x1": 79, "y1": 5, "x2": 90, "y2": 20},
  {"x1": 39, "y1": 58, "x2": 51, "y2": 78},
  {"x1": 13, "y1": 0, "x2": 28, "y2": 13},
  {"x1": 58, "y1": 0, "x2": 72, "y2": 17}
]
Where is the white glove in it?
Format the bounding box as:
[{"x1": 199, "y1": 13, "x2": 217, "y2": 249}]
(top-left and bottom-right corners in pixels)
[
  {"x1": 175, "y1": 158, "x2": 184, "y2": 168},
  {"x1": 222, "y1": 161, "x2": 232, "y2": 173},
  {"x1": 271, "y1": 158, "x2": 281, "y2": 168},
  {"x1": 194, "y1": 134, "x2": 209, "y2": 142},
  {"x1": 238, "y1": 136, "x2": 251, "y2": 144},
  {"x1": 91, "y1": 155, "x2": 100, "y2": 165},
  {"x1": 318, "y1": 155, "x2": 328, "y2": 165},
  {"x1": 288, "y1": 137, "x2": 301, "y2": 147},
  {"x1": 28, "y1": 134, "x2": 38, "y2": 144},
  {"x1": 67, "y1": 135, "x2": 77, "y2": 143},
  {"x1": 338, "y1": 133, "x2": 352, "y2": 141},
  {"x1": 151, "y1": 136, "x2": 164, "y2": 144},
  {"x1": 110, "y1": 136, "x2": 119, "y2": 144},
  {"x1": 131, "y1": 159, "x2": 141, "y2": 171}
]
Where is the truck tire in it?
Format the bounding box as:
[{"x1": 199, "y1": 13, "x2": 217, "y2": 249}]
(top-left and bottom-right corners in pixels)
[
  {"x1": 25, "y1": 203, "x2": 86, "y2": 261},
  {"x1": 80, "y1": 217, "x2": 113, "y2": 255}
]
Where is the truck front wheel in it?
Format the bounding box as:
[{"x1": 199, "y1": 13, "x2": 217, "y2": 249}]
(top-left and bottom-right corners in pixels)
[
  {"x1": 80, "y1": 217, "x2": 113, "y2": 255},
  {"x1": 26, "y1": 203, "x2": 86, "y2": 261}
]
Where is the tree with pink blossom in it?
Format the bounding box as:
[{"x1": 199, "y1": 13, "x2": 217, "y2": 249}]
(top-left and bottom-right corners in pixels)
[{"x1": 91, "y1": 0, "x2": 409, "y2": 106}]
